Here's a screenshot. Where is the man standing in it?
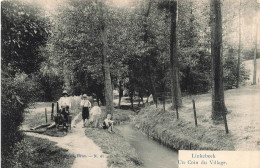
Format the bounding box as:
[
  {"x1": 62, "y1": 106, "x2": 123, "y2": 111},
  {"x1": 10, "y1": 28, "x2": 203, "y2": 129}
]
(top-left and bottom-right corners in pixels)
[
  {"x1": 58, "y1": 90, "x2": 71, "y2": 126},
  {"x1": 80, "y1": 94, "x2": 91, "y2": 127}
]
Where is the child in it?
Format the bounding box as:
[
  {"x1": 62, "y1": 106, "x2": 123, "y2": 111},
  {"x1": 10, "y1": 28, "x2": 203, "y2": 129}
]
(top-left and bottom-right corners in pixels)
[
  {"x1": 80, "y1": 94, "x2": 91, "y2": 127},
  {"x1": 103, "y1": 114, "x2": 114, "y2": 132}
]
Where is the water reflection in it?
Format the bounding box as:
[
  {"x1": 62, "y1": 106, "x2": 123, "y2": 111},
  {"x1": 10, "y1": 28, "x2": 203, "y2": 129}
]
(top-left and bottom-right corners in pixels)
[{"x1": 117, "y1": 124, "x2": 178, "y2": 168}]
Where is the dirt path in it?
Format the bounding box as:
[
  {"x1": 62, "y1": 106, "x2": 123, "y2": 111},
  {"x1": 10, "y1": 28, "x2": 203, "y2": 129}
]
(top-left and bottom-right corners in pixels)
[{"x1": 25, "y1": 113, "x2": 108, "y2": 168}]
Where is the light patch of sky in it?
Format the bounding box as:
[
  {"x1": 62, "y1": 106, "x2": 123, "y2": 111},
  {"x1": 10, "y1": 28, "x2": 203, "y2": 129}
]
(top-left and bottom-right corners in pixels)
[
  {"x1": 14, "y1": 0, "x2": 136, "y2": 14},
  {"x1": 17, "y1": 0, "x2": 135, "y2": 9},
  {"x1": 111, "y1": 0, "x2": 132, "y2": 7},
  {"x1": 107, "y1": 0, "x2": 138, "y2": 9},
  {"x1": 20, "y1": 0, "x2": 64, "y2": 9}
]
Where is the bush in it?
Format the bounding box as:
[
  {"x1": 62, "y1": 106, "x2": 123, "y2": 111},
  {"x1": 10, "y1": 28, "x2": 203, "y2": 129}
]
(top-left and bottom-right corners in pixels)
[
  {"x1": 180, "y1": 48, "x2": 250, "y2": 93},
  {"x1": 180, "y1": 49, "x2": 211, "y2": 94},
  {"x1": 223, "y1": 52, "x2": 250, "y2": 88},
  {"x1": 33, "y1": 72, "x2": 64, "y2": 102},
  {"x1": 3, "y1": 139, "x2": 34, "y2": 168},
  {"x1": 1, "y1": 73, "x2": 37, "y2": 167}
]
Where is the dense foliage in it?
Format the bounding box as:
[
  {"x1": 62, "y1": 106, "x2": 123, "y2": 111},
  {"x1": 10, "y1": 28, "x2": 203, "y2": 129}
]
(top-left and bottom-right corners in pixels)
[
  {"x1": 1, "y1": 0, "x2": 50, "y2": 166},
  {"x1": 1, "y1": 0, "x2": 50, "y2": 75},
  {"x1": 48, "y1": 0, "x2": 252, "y2": 100},
  {"x1": 1, "y1": 73, "x2": 37, "y2": 167}
]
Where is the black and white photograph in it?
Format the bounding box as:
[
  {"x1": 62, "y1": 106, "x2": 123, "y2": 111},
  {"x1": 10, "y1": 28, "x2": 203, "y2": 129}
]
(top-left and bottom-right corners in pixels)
[{"x1": 1, "y1": 0, "x2": 260, "y2": 167}]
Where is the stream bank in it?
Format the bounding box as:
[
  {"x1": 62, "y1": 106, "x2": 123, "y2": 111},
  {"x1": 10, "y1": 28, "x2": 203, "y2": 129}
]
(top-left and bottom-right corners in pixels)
[
  {"x1": 117, "y1": 124, "x2": 178, "y2": 168},
  {"x1": 134, "y1": 105, "x2": 234, "y2": 151}
]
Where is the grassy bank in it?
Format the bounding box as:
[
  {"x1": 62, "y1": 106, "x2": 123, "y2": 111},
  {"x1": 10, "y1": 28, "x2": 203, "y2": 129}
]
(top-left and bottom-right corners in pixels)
[
  {"x1": 86, "y1": 128, "x2": 143, "y2": 168},
  {"x1": 12, "y1": 135, "x2": 74, "y2": 168},
  {"x1": 134, "y1": 105, "x2": 234, "y2": 150},
  {"x1": 85, "y1": 108, "x2": 142, "y2": 168}
]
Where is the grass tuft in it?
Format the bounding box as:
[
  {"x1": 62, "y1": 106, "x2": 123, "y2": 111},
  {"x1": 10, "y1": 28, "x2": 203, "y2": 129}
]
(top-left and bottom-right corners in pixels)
[{"x1": 85, "y1": 128, "x2": 143, "y2": 168}]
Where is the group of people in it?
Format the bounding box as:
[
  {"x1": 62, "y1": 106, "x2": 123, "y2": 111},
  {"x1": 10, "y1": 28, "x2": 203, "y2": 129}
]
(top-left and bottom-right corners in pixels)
[{"x1": 58, "y1": 90, "x2": 114, "y2": 132}]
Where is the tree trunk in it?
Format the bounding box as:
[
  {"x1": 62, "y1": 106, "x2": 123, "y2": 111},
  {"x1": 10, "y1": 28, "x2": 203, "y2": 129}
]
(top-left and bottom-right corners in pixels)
[
  {"x1": 118, "y1": 80, "x2": 123, "y2": 108},
  {"x1": 236, "y1": 0, "x2": 241, "y2": 88},
  {"x1": 130, "y1": 94, "x2": 134, "y2": 110},
  {"x1": 96, "y1": 95, "x2": 100, "y2": 106},
  {"x1": 99, "y1": 1, "x2": 113, "y2": 116},
  {"x1": 143, "y1": 0, "x2": 158, "y2": 107},
  {"x1": 170, "y1": 0, "x2": 182, "y2": 108},
  {"x1": 146, "y1": 91, "x2": 150, "y2": 104},
  {"x1": 96, "y1": 89, "x2": 105, "y2": 106},
  {"x1": 253, "y1": 23, "x2": 258, "y2": 85},
  {"x1": 147, "y1": 56, "x2": 157, "y2": 106},
  {"x1": 210, "y1": 0, "x2": 227, "y2": 120},
  {"x1": 129, "y1": 66, "x2": 135, "y2": 110},
  {"x1": 162, "y1": 63, "x2": 166, "y2": 112},
  {"x1": 63, "y1": 62, "x2": 71, "y2": 94}
]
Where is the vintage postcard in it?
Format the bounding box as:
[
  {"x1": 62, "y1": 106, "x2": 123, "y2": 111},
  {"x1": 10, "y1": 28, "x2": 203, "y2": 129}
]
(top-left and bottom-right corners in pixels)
[{"x1": 1, "y1": 0, "x2": 260, "y2": 167}]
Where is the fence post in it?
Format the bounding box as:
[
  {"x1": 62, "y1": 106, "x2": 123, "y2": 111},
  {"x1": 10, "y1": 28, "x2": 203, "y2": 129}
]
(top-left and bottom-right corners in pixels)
[
  {"x1": 174, "y1": 95, "x2": 179, "y2": 119},
  {"x1": 223, "y1": 112, "x2": 229, "y2": 134},
  {"x1": 51, "y1": 103, "x2": 54, "y2": 120},
  {"x1": 57, "y1": 102, "x2": 59, "y2": 114},
  {"x1": 45, "y1": 108, "x2": 48, "y2": 124},
  {"x1": 175, "y1": 104, "x2": 179, "y2": 119},
  {"x1": 192, "y1": 99, "x2": 198, "y2": 126},
  {"x1": 163, "y1": 93, "x2": 165, "y2": 113}
]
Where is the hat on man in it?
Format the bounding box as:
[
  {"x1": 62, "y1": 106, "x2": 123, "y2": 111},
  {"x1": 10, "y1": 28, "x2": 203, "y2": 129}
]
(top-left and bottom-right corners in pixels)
[
  {"x1": 82, "y1": 94, "x2": 87, "y2": 98},
  {"x1": 62, "y1": 90, "x2": 68, "y2": 96}
]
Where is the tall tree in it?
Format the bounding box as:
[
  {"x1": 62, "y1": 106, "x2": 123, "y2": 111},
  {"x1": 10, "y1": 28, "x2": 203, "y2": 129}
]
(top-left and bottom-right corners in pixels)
[
  {"x1": 253, "y1": 22, "x2": 258, "y2": 85},
  {"x1": 210, "y1": 0, "x2": 227, "y2": 120},
  {"x1": 142, "y1": 0, "x2": 158, "y2": 106},
  {"x1": 169, "y1": 0, "x2": 182, "y2": 107},
  {"x1": 236, "y1": 0, "x2": 242, "y2": 88},
  {"x1": 99, "y1": 0, "x2": 114, "y2": 116}
]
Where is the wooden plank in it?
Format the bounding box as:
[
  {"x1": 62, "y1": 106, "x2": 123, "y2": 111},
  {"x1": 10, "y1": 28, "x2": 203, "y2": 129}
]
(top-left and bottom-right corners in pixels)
[
  {"x1": 47, "y1": 122, "x2": 56, "y2": 129},
  {"x1": 30, "y1": 124, "x2": 50, "y2": 130}
]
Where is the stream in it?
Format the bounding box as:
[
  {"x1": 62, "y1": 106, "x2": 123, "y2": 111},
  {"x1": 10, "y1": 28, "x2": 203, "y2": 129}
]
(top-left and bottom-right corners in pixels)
[{"x1": 117, "y1": 124, "x2": 178, "y2": 168}]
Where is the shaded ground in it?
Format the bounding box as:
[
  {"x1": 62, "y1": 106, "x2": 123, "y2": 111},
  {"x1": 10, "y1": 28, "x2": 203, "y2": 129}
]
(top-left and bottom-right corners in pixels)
[{"x1": 22, "y1": 135, "x2": 75, "y2": 168}]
